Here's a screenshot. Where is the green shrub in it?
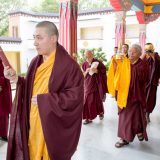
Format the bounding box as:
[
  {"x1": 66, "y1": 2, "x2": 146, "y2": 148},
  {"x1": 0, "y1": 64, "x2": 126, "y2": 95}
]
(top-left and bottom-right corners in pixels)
[{"x1": 77, "y1": 48, "x2": 108, "y2": 70}]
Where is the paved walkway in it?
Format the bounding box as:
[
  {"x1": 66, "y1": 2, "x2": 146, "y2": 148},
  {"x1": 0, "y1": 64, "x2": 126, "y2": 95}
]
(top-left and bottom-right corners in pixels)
[{"x1": 0, "y1": 87, "x2": 160, "y2": 160}]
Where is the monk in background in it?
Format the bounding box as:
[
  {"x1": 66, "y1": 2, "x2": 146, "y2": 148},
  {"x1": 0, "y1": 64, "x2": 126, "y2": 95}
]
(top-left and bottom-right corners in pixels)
[
  {"x1": 4, "y1": 21, "x2": 84, "y2": 160},
  {"x1": 121, "y1": 43, "x2": 129, "y2": 57},
  {"x1": 107, "y1": 44, "x2": 130, "y2": 108},
  {"x1": 114, "y1": 46, "x2": 118, "y2": 55},
  {"x1": 115, "y1": 44, "x2": 149, "y2": 148},
  {"x1": 142, "y1": 43, "x2": 160, "y2": 123},
  {"x1": 0, "y1": 53, "x2": 12, "y2": 142},
  {"x1": 82, "y1": 50, "x2": 108, "y2": 124}
]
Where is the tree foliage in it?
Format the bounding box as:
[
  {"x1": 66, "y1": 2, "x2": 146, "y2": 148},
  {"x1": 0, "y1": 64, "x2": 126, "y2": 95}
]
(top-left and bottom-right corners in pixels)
[
  {"x1": 32, "y1": 0, "x2": 111, "y2": 13},
  {"x1": 78, "y1": 0, "x2": 111, "y2": 11},
  {"x1": 0, "y1": 0, "x2": 111, "y2": 36},
  {"x1": 77, "y1": 48, "x2": 108, "y2": 67},
  {"x1": 0, "y1": 0, "x2": 26, "y2": 36},
  {"x1": 32, "y1": 0, "x2": 59, "y2": 13}
]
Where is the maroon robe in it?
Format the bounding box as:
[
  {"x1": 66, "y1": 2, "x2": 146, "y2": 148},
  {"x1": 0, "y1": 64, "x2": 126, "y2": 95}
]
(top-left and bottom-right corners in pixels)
[
  {"x1": 7, "y1": 44, "x2": 84, "y2": 160},
  {"x1": 118, "y1": 58, "x2": 149, "y2": 142},
  {"x1": 144, "y1": 53, "x2": 160, "y2": 113},
  {"x1": 82, "y1": 59, "x2": 108, "y2": 120},
  {"x1": 0, "y1": 59, "x2": 12, "y2": 137}
]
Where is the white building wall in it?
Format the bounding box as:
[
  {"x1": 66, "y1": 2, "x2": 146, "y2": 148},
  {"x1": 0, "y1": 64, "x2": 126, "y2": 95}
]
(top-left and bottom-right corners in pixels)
[
  {"x1": 78, "y1": 14, "x2": 104, "y2": 50},
  {"x1": 3, "y1": 11, "x2": 160, "y2": 73},
  {"x1": 101, "y1": 13, "x2": 115, "y2": 60},
  {"x1": 0, "y1": 43, "x2": 20, "y2": 52},
  {"x1": 146, "y1": 17, "x2": 160, "y2": 53},
  {"x1": 78, "y1": 13, "x2": 116, "y2": 60}
]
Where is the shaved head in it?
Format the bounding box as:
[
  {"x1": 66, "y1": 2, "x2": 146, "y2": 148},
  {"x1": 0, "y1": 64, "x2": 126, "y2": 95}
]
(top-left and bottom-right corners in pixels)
[
  {"x1": 85, "y1": 50, "x2": 93, "y2": 56},
  {"x1": 33, "y1": 21, "x2": 59, "y2": 57},
  {"x1": 36, "y1": 21, "x2": 59, "y2": 40},
  {"x1": 129, "y1": 44, "x2": 142, "y2": 63},
  {"x1": 85, "y1": 50, "x2": 94, "y2": 63}
]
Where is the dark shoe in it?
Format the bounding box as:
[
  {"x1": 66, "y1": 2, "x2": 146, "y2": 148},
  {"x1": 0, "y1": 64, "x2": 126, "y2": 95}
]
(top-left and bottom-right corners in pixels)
[
  {"x1": 115, "y1": 139, "x2": 129, "y2": 148},
  {"x1": 83, "y1": 119, "x2": 92, "y2": 125},
  {"x1": 0, "y1": 136, "x2": 8, "y2": 142},
  {"x1": 137, "y1": 134, "x2": 144, "y2": 141},
  {"x1": 99, "y1": 114, "x2": 104, "y2": 120}
]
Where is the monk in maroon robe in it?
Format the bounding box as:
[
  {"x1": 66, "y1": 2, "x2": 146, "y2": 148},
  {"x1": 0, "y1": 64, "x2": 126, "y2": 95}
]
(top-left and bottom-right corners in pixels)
[
  {"x1": 0, "y1": 58, "x2": 12, "y2": 142},
  {"x1": 115, "y1": 44, "x2": 149, "y2": 148},
  {"x1": 142, "y1": 43, "x2": 160, "y2": 123},
  {"x1": 82, "y1": 50, "x2": 108, "y2": 124},
  {"x1": 5, "y1": 21, "x2": 84, "y2": 160}
]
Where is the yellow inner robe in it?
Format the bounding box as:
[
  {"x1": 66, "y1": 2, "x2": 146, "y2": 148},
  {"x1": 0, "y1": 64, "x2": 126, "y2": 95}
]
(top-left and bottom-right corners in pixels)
[
  {"x1": 28, "y1": 50, "x2": 56, "y2": 160},
  {"x1": 107, "y1": 55, "x2": 131, "y2": 109}
]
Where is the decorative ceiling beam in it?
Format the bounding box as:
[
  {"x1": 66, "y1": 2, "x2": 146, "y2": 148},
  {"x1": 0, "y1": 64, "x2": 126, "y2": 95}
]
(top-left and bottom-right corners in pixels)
[
  {"x1": 142, "y1": 0, "x2": 160, "y2": 5},
  {"x1": 110, "y1": 0, "x2": 160, "y2": 13},
  {"x1": 109, "y1": 0, "x2": 160, "y2": 24},
  {"x1": 144, "y1": 4, "x2": 160, "y2": 13},
  {"x1": 130, "y1": 0, "x2": 144, "y2": 11},
  {"x1": 136, "y1": 11, "x2": 160, "y2": 24}
]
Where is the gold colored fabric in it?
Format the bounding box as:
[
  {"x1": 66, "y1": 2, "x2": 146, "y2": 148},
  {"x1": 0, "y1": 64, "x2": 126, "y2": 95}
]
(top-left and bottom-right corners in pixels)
[
  {"x1": 28, "y1": 50, "x2": 56, "y2": 160},
  {"x1": 107, "y1": 55, "x2": 131, "y2": 109}
]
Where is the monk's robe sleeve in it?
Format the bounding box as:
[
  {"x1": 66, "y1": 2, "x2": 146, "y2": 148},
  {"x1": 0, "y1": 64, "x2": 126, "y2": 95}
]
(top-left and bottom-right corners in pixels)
[
  {"x1": 7, "y1": 76, "x2": 26, "y2": 160},
  {"x1": 159, "y1": 58, "x2": 160, "y2": 80},
  {"x1": 117, "y1": 57, "x2": 131, "y2": 109},
  {"x1": 37, "y1": 63, "x2": 84, "y2": 160},
  {"x1": 138, "y1": 61, "x2": 149, "y2": 85},
  {"x1": 0, "y1": 77, "x2": 5, "y2": 87},
  {"x1": 107, "y1": 58, "x2": 116, "y2": 96},
  {"x1": 2, "y1": 78, "x2": 12, "y2": 114},
  {"x1": 97, "y1": 61, "x2": 108, "y2": 100},
  {"x1": 159, "y1": 62, "x2": 160, "y2": 79},
  {"x1": 82, "y1": 62, "x2": 86, "y2": 72},
  {"x1": 0, "y1": 72, "x2": 5, "y2": 86}
]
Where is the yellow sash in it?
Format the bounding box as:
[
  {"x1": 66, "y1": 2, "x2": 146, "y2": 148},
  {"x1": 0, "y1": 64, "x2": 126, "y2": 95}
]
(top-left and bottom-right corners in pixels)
[
  {"x1": 28, "y1": 50, "x2": 56, "y2": 160},
  {"x1": 107, "y1": 55, "x2": 131, "y2": 109}
]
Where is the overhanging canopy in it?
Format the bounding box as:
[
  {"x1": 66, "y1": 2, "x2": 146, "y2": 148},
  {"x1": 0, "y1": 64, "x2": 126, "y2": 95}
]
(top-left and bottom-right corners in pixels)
[{"x1": 109, "y1": 0, "x2": 160, "y2": 23}]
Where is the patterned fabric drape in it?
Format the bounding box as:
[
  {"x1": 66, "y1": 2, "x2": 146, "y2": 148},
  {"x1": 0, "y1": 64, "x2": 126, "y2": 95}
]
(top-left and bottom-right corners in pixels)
[
  {"x1": 115, "y1": 23, "x2": 125, "y2": 47},
  {"x1": 59, "y1": 0, "x2": 78, "y2": 57},
  {"x1": 139, "y1": 31, "x2": 146, "y2": 52}
]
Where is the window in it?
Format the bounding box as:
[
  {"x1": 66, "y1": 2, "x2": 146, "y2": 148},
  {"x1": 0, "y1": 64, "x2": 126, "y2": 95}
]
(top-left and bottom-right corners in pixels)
[
  {"x1": 12, "y1": 26, "x2": 18, "y2": 38},
  {"x1": 80, "y1": 27, "x2": 103, "y2": 40}
]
